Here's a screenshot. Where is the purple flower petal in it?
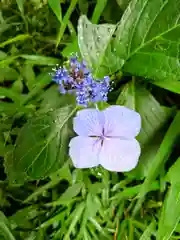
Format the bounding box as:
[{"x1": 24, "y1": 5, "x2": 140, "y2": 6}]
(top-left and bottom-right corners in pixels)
[
  {"x1": 103, "y1": 106, "x2": 141, "y2": 138},
  {"x1": 99, "y1": 138, "x2": 141, "y2": 172},
  {"x1": 69, "y1": 136, "x2": 101, "y2": 168},
  {"x1": 52, "y1": 55, "x2": 110, "y2": 106},
  {"x1": 73, "y1": 109, "x2": 103, "y2": 136}
]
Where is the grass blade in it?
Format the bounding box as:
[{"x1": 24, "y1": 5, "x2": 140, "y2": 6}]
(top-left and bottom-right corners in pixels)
[
  {"x1": 133, "y1": 111, "x2": 180, "y2": 216},
  {"x1": 56, "y1": 0, "x2": 78, "y2": 49}
]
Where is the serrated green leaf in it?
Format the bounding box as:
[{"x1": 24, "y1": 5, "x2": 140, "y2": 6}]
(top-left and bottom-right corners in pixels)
[
  {"x1": 4, "y1": 103, "x2": 76, "y2": 184},
  {"x1": 78, "y1": 15, "x2": 124, "y2": 77},
  {"x1": 114, "y1": 0, "x2": 180, "y2": 92}
]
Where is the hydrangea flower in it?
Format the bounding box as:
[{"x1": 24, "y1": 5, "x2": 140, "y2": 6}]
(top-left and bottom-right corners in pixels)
[
  {"x1": 69, "y1": 105, "x2": 141, "y2": 172},
  {"x1": 52, "y1": 55, "x2": 110, "y2": 106}
]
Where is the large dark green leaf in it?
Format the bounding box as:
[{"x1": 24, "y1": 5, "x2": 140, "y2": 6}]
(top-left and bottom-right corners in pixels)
[
  {"x1": 114, "y1": 0, "x2": 180, "y2": 93},
  {"x1": 78, "y1": 15, "x2": 124, "y2": 77},
  {"x1": 4, "y1": 100, "x2": 76, "y2": 184},
  {"x1": 117, "y1": 80, "x2": 172, "y2": 146},
  {"x1": 117, "y1": 80, "x2": 173, "y2": 179}
]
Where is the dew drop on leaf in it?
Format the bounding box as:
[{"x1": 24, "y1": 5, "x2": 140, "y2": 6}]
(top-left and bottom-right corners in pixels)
[{"x1": 97, "y1": 36, "x2": 101, "y2": 41}]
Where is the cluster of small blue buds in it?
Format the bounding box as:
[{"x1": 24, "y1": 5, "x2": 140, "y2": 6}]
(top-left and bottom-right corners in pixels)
[{"x1": 52, "y1": 55, "x2": 110, "y2": 106}]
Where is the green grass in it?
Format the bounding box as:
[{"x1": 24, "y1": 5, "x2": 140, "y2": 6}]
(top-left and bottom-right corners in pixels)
[{"x1": 0, "y1": 0, "x2": 180, "y2": 239}]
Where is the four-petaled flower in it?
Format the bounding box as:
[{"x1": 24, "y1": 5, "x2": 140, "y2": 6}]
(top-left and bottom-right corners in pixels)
[{"x1": 69, "y1": 106, "x2": 141, "y2": 172}]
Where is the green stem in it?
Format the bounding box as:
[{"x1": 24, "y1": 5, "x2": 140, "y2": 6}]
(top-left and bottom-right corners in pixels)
[{"x1": 56, "y1": 0, "x2": 78, "y2": 50}]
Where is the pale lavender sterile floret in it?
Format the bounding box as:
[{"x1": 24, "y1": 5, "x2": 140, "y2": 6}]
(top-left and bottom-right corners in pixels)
[
  {"x1": 52, "y1": 55, "x2": 110, "y2": 106},
  {"x1": 69, "y1": 106, "x2": 141, "y2": 172}
]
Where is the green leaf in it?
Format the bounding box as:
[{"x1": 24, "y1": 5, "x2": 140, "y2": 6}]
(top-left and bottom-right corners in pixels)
[
  {"x1": 139, "y1": 221, "x2": 155, "y2": 240},
  {"x1": 0, "y1": 51, "x2": 7, "y2": 60},
  {"x1": 157, "y1": 179, "x2": 180, "y2": 240},
  {"x1": 48, "y1": 0, "x2": 62, "y2": 22},
  {"x1": 62, "y1": 38, "x2": 79, "y2": 57},
  {"x1": 114, "y1": 0, "x2": 180, "y2": 92},
  {"x1": 133, "y1": 111, "x2": 180, "y2": 215},
  {"x1": 56, "y1": 0, "x2": 78, "y2": 48},
  {"x1": 0, "y1": 87, "x2": 24, "y2": 103},
  {"x1": 22, "y1": 72, "x2": 52, "y2": 105},
  {"x1": 39, "y1": 85, "x2": 75, "y2": 111},
  {"x1": 24, "y1": 163, "x2": 72, "y2": 203},
  {"x1": 4, "y1": 103, "x2": 76, "y2": 184},
  {"x1": 0, "y1": 103, "x2": 32, "y2": 115},
  {"x1": 21, "y1": 55, "x2": 60, "y2": 65},
  {"x1": 157, "y1": 157, "x2": 180, "y2": 239},
  {"x1": 9, "y1": 206, "x2": 39, "y2": 229},
  {"x1": 116, "y1": 0, "x2": 131, "y2": 10},
  {"x1": 12, "y1": 79, "x2": 23, "y2": 93},
  {"x1": 0, "y1": 67, "x2": 19, "y2": 82},
  {"x1": 22, "y1": 64, "x2": 36, "y2": 90},
  {"x1": 117, "y1": 80, "x2": 172, "y2": 146},
  {"x1": 0, "y1": 212, "x2": 15, "y2": 240},
  {"x1": 78, "y1": 15, "x2": 124, "y2": 77},
  {"x1": 78, "y1": 0, "x2": 89, "y2": 14},
  {"x1": 0, "y1": 34, "x2": 30, "y2": 48},
  {"x1": 0, "y1": 139, "x2": 5, "y2": 156},
  {"x1": 166, "y1": 157, "x2": 180, "y2": 184},
  {"x1": 54, "y1": 183, "x2": 83, "y2": 203},
  {"x1": 91, "y1": 0, "x2": 108, "y2": 24},
  {"x1": 113, "y1": 181, "x2": 159, "y2": 202},
  {"x1": 64, "y1": 202, "x2": 85, "y2": 240},
  {"x1": 148, "y1": 79, "x2": 180, "y2": 94},
  {"x1": 16, "y1": 0, "x2": 24, "y2": 15},
  {"x1": 128, "y1": 132, "x2": 165, "y2": 179}
]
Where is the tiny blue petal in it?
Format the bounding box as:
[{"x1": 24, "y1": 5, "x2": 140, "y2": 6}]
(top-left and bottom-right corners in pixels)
[{"x1": 52, "y1": 54, "x2": 111, "y2": 106}]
